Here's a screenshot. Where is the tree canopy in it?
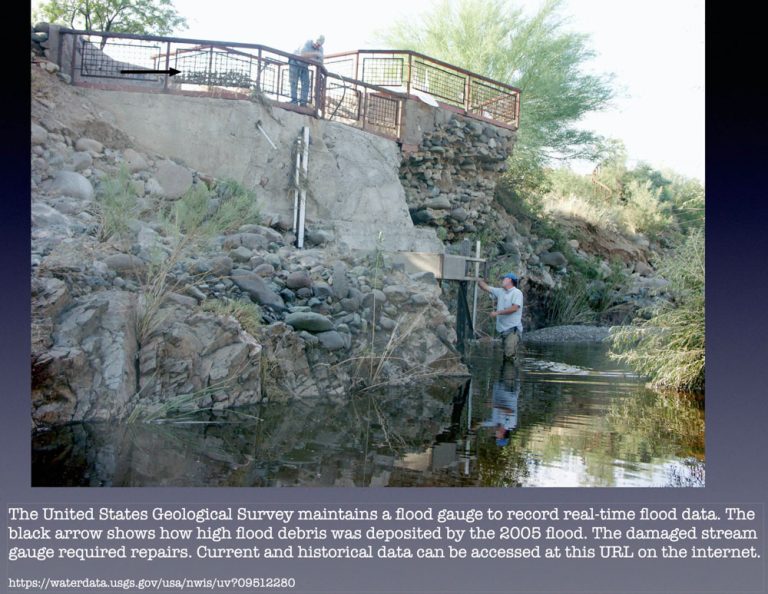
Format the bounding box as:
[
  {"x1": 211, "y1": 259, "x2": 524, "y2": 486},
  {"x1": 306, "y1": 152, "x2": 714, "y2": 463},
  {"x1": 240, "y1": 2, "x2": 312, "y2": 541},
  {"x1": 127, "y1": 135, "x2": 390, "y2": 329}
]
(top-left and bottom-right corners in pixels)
[
  {"x1": 378, "y1": 0, "x2": 615, "y2": 185},
  {"x1": 35, "y1": 0, "x2": 187, "y2": 36}
]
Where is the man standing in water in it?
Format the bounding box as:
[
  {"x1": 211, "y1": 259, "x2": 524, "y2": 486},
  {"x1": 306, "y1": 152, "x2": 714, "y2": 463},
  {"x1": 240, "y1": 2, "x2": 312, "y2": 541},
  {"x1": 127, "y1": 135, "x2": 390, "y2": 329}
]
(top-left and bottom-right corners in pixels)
[{"x1": 478, "y1": 273, "x2": 523, "y2": 360}]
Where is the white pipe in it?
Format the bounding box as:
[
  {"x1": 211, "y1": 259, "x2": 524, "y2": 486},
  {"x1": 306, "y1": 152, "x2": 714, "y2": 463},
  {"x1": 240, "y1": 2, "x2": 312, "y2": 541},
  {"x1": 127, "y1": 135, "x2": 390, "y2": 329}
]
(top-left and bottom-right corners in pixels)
[
  {"x1": 292, "y1": 135, "x2": 301, "y2": 234},
  {"x1": 297, "y1": 126, "x2": 310, "y2": 249},
  {"x1": 256, "y1": 120, "x2": 277, "y2": 150}
]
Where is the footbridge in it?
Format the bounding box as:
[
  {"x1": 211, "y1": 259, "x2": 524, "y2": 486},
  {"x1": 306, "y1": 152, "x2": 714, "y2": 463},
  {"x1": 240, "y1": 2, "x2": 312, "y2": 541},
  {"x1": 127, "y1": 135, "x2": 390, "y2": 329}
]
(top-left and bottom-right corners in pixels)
[{"x1": 44, "y1": 27, "x2": 520, "y2": 145}]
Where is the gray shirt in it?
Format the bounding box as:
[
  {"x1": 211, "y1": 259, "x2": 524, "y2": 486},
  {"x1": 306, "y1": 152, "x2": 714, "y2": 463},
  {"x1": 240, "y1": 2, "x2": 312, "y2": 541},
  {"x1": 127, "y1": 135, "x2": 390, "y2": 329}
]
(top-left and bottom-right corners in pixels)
[
  {"x1": 489, "y1": 286, "x2": 523, "y2": 334},
  {"x1": 297, "y1": 39, "x2": 324, "y2": 63}
]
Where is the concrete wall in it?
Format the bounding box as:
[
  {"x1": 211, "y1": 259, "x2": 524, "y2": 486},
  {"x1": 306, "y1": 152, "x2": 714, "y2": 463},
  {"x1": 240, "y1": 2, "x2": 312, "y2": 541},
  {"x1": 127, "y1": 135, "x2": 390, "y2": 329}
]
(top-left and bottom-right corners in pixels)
[{"x1": 78, "y1": 87, "x2": 441, "y2": 254}]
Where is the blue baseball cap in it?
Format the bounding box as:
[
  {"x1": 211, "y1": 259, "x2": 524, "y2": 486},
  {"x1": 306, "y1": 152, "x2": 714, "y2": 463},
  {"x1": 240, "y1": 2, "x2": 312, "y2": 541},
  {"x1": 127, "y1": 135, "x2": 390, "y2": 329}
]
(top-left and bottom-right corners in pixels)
[
  {"x1": 500, "y1": 272, "x2": 518, "y2": 282},
  {"x1": 496, "y1": 438, "x2": 509, "y2": 446}
]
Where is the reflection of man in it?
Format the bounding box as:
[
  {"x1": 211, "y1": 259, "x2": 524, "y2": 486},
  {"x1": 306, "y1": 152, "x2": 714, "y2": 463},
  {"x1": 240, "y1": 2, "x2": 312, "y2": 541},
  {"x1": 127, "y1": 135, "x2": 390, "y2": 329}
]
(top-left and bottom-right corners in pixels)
[
  {"x1": 289, "y1": 35, "x2": 325, "y2": 106},
  {"x1": 480, "y1": 363, "x2": 520, "y2": 446},
  {"x1": 478, "y1": 272, "x2": 523, "y2": 360}
]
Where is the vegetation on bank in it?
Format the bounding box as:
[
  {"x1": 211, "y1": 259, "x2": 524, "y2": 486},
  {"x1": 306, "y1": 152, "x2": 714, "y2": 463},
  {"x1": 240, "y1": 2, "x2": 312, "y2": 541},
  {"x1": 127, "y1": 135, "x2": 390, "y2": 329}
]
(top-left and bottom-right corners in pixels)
[
  {"x1": 502, "y1": 146, "x2": 705, "y2": 393},
  {"x1": 609, "y1": 228, "x2": 705, "y2": 393},
  {"x1": 94, "y1": 170, "x2": 263, "y2": 348}
]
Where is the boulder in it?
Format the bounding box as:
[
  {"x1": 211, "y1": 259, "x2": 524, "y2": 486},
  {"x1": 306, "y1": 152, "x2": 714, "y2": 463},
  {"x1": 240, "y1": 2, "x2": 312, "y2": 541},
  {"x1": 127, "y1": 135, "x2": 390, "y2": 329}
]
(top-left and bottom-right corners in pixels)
[
  {"x1": 286, "y1": 271, "x2": 313, "y2": 290},
  {"x1": 426, "y1": 195, "x2": 452, "y2": 210},
  {"x1": 75, "y1": 137, "x2": 104, "y2": 154},
  {"x1": 331, "y1": 261, "x2": 349, "y2": 299},
  {"x1": 315, "y1": 330, "x2": 347, "y2": 351},
  {"x1": 313, "y1": 282, "x2": 333, "y2": 300},
  {"x1": 540, "y1": 251, "x2": 568, "y2": 269},
  {"x1": 239, "y1": 224, "x2": 283, "y2": 243},
  {"x1": 68, "y1": 151, "x2": 93, "y2": 172},
  {"x1": 154, "y1": 159, "x2": 193, "y2": 199},
  {"x1": 48, "y1": 171, "x2": 94, "y2": 201},
  {"x1": 223, "y1": 233, "x2": 269, "y2": 251},
  {"x1": 32, "y1": 291, "x2": 138, "y2": 425},
  {"x1": 31, "y1": 123, "x2": 48, "y2": 145},
  {"x1": 383, "y1": 285, "x2": 409, "y2": 303},
  {"x1": 284, "y1": 311, "x2": 334, "y2": 333},
  {"x1": 231, "y1": 270, "x2": 285, "y2": 311},
  {"x1": 104, "y1": 254, "x2": 147, "y2": 278},
  {"x1": 31, "y1": 203, "x2": 72, "y2": 231},
  {"x1": 634, "y1": 261, "x2": 654, "y2": 276},
  {"x1": 122, "y1": 148, "x2": 149, "y2": 173}
]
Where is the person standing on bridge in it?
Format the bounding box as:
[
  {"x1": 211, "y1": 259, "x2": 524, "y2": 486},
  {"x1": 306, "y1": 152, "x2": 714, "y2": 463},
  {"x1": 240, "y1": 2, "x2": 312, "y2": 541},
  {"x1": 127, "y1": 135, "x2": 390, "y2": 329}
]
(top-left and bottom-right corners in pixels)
[
  {"x1": 289, "y1": 35, "x2": 325, "y2": 107},
  {"x1": 478, "y1": 272, "x2": 524, "y2": 360}
]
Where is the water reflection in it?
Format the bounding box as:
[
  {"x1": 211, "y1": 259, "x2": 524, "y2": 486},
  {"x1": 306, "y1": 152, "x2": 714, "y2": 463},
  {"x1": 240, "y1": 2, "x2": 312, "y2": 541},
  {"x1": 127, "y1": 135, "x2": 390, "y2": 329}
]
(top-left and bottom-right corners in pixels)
[
  {"x1": 478, "y1": 362, "x2": 520, "y2": 446},
  {"x1": 32, "y1": 341, "x2": 704, "y2": 487},
  {"x1": 470, "y1": 342, "x2": 705, "y2": 488}
]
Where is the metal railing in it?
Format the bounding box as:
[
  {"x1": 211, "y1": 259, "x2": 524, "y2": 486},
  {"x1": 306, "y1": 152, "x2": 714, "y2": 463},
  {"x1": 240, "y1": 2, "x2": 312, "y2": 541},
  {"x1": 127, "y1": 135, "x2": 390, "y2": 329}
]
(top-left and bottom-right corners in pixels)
[
  {"x1": 52, "y1": 29, "x2": 518, "y2": 141},
  {"x1": 325, "y1": 50, "x2": 521, "y2": 130}
]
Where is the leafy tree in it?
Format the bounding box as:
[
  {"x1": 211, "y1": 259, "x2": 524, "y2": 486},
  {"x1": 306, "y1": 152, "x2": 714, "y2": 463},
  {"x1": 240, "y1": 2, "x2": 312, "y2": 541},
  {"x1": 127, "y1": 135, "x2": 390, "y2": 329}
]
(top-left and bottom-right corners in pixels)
[
  {"x1": 35, "y1": 0, "x2": 187, "y2": 36},
  {"x1": 378, "y1": 0, "x2": 615, "y2": 192}
]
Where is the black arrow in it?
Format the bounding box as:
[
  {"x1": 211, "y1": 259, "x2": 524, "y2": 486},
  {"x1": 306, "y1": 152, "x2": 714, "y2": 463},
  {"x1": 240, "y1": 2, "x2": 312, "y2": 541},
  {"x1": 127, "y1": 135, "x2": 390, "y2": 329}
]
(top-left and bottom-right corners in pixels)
[{"x1": 120, "y1": 67, "x2": 181, "y2": 76}]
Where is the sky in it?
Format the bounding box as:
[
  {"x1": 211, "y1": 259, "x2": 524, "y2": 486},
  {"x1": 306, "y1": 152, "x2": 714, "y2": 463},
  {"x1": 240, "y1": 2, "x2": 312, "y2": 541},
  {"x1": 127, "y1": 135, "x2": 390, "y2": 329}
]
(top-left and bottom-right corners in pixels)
[{"x1": 32, "y1": 0, "x2": 705, "y2": 182}]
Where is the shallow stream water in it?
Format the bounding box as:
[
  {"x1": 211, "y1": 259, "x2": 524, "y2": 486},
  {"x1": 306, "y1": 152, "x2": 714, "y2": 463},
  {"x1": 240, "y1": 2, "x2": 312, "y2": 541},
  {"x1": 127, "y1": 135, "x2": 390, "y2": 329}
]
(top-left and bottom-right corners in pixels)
[{"x1": 32, "y1": 340, "x2": 704, "y2": 487}]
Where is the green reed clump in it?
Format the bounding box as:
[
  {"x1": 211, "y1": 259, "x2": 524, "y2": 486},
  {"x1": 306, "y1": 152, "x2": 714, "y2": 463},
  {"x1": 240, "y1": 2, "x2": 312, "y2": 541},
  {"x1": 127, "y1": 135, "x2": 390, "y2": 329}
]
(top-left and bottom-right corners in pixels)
[
  {"x1": 543, "y1": 275, "x2": 595, "y2": 326},
  {"x1": 609, "y1": 228, "x2": 704, "y2": 392},
  {"x1": 202, "y1": 298, "x2": 263, "y2": 336},
  {"x1": 95, "y1": 166, "x2": 137, "y2": 241}
]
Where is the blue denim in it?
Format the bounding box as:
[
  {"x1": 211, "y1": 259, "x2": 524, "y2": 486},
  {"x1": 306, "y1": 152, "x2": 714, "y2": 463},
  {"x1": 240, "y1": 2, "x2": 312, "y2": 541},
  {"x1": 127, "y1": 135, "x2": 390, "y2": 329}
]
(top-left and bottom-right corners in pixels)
[{"x1": 289, "y1": 59, "x2": 311, "y2": 106}]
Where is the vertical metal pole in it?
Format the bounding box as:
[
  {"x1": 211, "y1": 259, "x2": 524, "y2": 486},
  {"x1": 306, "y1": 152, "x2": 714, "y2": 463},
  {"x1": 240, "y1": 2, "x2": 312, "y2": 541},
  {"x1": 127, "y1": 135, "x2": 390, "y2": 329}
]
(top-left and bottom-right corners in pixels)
[
  {"x1": 292, "y1": 135, "x2": 301, "y2": 236},
  {"x1": 208, "y1": 46, "x2": 214, "y2": 89},
  {"x1": 163, "y1": 41, "x2": 171, "y2": 92},
  {"x1": 465, "y1": 379, "x2": 473, "y2": 475},
  {"x1": 456, "y1": 281, "x2": 466, "y2": 355},
  {"x1": 472, "y1": 241, "x2": 481, "y2": 338},
  {"x1": 465, "y1": 74, "x2": 471, "y2": 115},
  {"x1": 354, "y1": 52, "x2": 360, "y2": 81},
  {"x1": 297, "y1": 126, "x2": 310, "y2": 249},
  {"x1": 70, "y1": 33, "x2": 77, "y2": 84},
  {"x1": 256, "y1": 48, "x2": 263, "y2": 93},
  {"x1": 406, "y1": 53, "x2": 412, "y2": 96}
]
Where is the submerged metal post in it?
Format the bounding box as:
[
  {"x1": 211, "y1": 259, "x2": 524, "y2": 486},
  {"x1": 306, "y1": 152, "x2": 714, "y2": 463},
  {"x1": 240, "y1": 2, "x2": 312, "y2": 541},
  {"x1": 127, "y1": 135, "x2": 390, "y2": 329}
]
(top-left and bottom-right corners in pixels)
[{"x1": 472, "y1": 240, "x2": 481, "y2": 338}]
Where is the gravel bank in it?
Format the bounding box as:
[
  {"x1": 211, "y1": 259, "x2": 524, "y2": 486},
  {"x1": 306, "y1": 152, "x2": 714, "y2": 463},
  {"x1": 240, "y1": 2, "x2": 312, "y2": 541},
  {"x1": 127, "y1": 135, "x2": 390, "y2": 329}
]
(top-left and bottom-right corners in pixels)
[{"x1": 523, "y1": 325, "x2": 612, "y2": 343}]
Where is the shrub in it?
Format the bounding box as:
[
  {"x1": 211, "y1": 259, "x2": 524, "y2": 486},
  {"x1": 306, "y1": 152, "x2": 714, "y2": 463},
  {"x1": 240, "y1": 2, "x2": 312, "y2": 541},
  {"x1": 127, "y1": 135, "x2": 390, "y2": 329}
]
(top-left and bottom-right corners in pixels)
[
  {"x1": 542, "y1": 275, "x2": 595, "y2": 326},
  {"x1": 95, "y1": 166, "x2": 137, "y2": 240},
  {"x1": 211, "y1": 179, "x2": 261, "y2": 233},
  {"x1": 609, "y1": 229, "x2": 704, "y2": 392},
  {"x1": 623, "y1": 179, "x2": 672, "y2": 236},
  {"x1": 202, "y1": 298, "x2": 263, "y2": 336}
]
